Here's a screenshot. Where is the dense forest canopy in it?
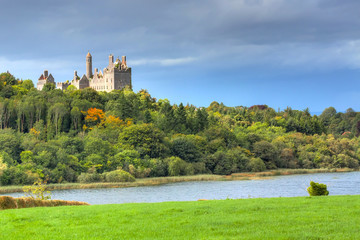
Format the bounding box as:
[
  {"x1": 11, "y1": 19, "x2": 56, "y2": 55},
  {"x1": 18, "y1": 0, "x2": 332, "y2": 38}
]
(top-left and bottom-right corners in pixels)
[{"x1": 0, "y1": 72, "x2": 359, "y2": 185}]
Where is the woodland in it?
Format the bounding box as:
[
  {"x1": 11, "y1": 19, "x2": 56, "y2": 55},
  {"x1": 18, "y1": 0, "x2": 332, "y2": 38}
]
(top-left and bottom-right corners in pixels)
[{"x1": 0, "y1": 72, "x2": 359, "y2": 185}]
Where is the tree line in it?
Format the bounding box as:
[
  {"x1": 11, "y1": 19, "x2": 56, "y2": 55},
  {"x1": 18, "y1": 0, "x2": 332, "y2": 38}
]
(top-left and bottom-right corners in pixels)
[{"x1": 0, "y1": 72, "x2": 359, "y2": 185}]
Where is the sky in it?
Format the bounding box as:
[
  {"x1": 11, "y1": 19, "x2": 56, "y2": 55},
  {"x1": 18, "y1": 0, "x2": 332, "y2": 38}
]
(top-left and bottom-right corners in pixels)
[{"x1": 1, "y1": 0, "x2": 360, "y2": 113}]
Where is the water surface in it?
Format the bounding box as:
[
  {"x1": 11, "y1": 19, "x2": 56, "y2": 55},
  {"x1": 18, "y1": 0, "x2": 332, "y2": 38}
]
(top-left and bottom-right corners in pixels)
[{"x1": 2, "y1": 172, "x2": 359, "y2": 205}]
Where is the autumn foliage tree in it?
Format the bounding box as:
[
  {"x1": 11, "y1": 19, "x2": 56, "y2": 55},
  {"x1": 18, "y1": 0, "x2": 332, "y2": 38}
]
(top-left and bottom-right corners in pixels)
[{"x1": 83, "y1": 108, "x2": 132, "y2": 131}]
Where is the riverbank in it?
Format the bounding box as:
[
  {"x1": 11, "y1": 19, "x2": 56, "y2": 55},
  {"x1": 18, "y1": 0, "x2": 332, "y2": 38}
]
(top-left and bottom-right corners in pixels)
[
  {"x1": 1, "y1": 195, "x2": 359, "y2": 239},
  {"x1": 0, "y1": 168, "x2": 354, "y2": 194}
]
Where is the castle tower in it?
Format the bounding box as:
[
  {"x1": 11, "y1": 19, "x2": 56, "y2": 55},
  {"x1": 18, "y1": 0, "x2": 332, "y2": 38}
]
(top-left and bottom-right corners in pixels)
[
  {"x1": 86, "y1": 52, "x2": 92, "y2": 78},
  {"x1": 109, "y1": 54, "x2": 114, "y2": 67}
]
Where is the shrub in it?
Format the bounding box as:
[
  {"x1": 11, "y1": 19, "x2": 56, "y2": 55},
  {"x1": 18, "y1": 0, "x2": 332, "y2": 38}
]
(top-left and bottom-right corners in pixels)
[
  {"x1": 149, "y1": 158, "x2": 168, "y2": 177},
  {"x1": 23, "y1": 178, "x2": 51, "y2": 200},
  {"x1": 247, "y1": 157, "x2": 266, "y2": 172},
  {"x1": 103, "y1": 169, "x2": 135, "y2": 182},
  {"x1": 192, "y1": 162, "x2": 208, "y2": 174},
  {"x1": 0, "y1": 166, "x2": 36, "y2": 186},
  {"x1": 128, "y1": 164, "x2": 151, "y2": 178},
  {"x1": 0, "y1": 196, "x2": 89, "y2": 210},
  {"x1": 78, "y1": 172, "x2": 103, "y2": 183},
  {"x1": 166, "y1": 157, "x2": 194, "y2": 176},
  {"x1": 307, "y1": 181, "x2": 329, "y2": 196},
  {"x1": 0, "y1": 196, "x2": 17, "y2": 210}
]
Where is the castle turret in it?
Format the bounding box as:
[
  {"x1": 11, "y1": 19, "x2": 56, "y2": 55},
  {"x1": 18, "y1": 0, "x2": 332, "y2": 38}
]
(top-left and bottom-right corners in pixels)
[
  {"x1": 109, "y1": 54, "x2": 114, "y2": 67},
  {"x1": 121, "y1": 56, "x2": 127, "y2": 69},
  {"x1": 86, "y1": 52, "x2": 92, "y2": 78}
]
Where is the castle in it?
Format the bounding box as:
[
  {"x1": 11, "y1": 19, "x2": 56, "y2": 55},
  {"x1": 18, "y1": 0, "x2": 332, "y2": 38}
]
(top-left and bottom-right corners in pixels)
[
  {"x1": 37, "y1": 52, "x2": 132, "y2": 92},
  {"x1": 37, "y1": 70, "x2": 55, "y2": 90}
]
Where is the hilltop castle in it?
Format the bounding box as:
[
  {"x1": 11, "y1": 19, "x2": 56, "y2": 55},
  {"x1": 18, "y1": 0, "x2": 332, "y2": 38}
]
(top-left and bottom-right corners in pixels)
[
  {"x1": 37, "y1": 70, "x2": 55, "y2": 90},
  {"x1": 37, "y1": 52, "x2": 132, "y2": 92}
]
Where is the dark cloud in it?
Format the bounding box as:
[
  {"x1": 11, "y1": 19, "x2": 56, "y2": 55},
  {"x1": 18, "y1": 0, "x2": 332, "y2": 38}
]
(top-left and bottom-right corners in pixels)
[
  {"x1": 2, "y1": 0, "x2": 360, "y2": 59},
  {"x1": 2, "y1": 0, "x2": 360, "y2": 112}
]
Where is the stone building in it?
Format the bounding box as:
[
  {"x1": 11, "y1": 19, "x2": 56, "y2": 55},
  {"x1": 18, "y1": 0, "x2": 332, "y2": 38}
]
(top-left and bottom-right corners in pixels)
[
  {"x1": 57, "y1": 52, "x2": 132, "y2": 92},
  {"x1": 37, "y1": 70, "x2": 55, "y2": 90}
]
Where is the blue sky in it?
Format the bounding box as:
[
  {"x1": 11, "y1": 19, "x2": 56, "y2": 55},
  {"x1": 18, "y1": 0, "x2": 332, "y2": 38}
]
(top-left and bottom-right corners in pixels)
[{"x1": 1, "y1": 0, "x2": 360, "y2": 113}]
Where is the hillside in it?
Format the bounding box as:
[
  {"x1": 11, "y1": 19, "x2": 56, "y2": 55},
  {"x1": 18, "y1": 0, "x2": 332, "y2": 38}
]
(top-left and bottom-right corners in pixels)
[{"x1": 0, "y1": 71, "x2": 360, "y2": 186}]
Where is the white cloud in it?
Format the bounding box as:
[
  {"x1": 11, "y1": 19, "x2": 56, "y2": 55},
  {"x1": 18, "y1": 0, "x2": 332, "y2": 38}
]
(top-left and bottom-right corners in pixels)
[
  {"x1": 192, "y1": 40, "x2": 360, "y2": 70},
  {"x1": 130, "y1": 57, "x2": 198, "y2": 66},
  {"x1": 0, "y1": 57, "x2": 78, "y2": 81}
]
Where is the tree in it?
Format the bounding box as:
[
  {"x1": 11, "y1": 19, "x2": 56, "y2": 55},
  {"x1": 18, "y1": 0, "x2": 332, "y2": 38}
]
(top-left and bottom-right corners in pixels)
[
  {"x1": 118, "y1": 123, "x2": 169, "y2": 158},
  {"x1": 48, "y1": 103, "x2": 68, "y2": 135},
  {"x1": 253, "y1": 140, "x2": 278, "y2": 169},
  {"x1": 21, "y1": 80, "x2": 34, "y2": 90},
  {"x1": 0, "y1": 72, "x2": 17, "y2": 86},
  {"x1": 319, "y1": 107, "x2": 337, "y2": 126},
  {"x1": 0, "y1": 85, "x2": 15, "y2": 98},
  {"x1": 166, "y1": 156, "x2": 194, "y2": 176},
  {"x1": 0, "y1": 129, "x2": 22, "y2": 161},
  {"x1": 195, "y1": 108, "x2": 208, "y2": 132},
  {"x1": 143, "y1": 110, "x2": 153, "y2": 123},
  {"x1": 170, "y1": 136, "x2": 201, "y2": 162},
  {"x1": 83, "y1": 108, "x2": 105, "y2": 129},
  {"x1": 42, "y1": 83, "x2": 55, "y2": 91},
  {"x1": 70, "y1": 107, "x2": 82, "y2": 130},
  {"x1": 111, "y1": 150, "x2": 142, "y2": 171},
  {"x1": 0, "y1": 154, "x2": 8, "y2": 173},
  {"x1": 23, "y1": 178, "x2": 51, "y2": 200},
  {"x1": 84, "y1": 137, "x2": 113, "y2": 157},
  {"x1": 174, "y1": 103, "x2": 186, "y2": 132}
]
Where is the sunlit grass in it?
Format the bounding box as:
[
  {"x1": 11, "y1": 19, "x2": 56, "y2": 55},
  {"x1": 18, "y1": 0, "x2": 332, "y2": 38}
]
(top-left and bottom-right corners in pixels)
[{"x1": 0, "y1": 195, "x2": 359, "y2": 239}]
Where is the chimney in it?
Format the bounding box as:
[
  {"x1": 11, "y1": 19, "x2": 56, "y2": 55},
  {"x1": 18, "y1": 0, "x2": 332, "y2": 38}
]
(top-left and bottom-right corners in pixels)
[
  {"x1": 122, "y1": 56, "x2": 126, "y2": 65},
  {"x1": 109, "y1": 54, "x2": 114, "y2": 66},
  {"x1": 94, "y1": 68, "x2": 98, "y2": 75},
  {"x1": 74, "y1": 71, "x2": 77, "y2": 77},
  {"x1": 44, "y1": 70, "x2": 48, "y2": 78}
]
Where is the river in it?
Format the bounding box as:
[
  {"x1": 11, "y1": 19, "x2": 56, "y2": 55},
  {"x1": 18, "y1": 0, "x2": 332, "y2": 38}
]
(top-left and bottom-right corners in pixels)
[{"x1": 2, "y1": 171, "x2": 359, "y2": 205}]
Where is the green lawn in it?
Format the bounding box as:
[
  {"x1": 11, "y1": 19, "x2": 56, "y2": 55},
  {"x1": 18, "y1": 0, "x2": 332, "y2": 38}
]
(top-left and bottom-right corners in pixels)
[{"x1": 1, "y1": 195, "x2": 360, "y2": 239}]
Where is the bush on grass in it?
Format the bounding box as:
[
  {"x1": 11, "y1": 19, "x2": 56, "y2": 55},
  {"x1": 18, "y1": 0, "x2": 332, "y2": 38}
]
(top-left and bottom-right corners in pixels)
[{"x1": 307, "y1": 181, "x2": 329, "y2": 196}]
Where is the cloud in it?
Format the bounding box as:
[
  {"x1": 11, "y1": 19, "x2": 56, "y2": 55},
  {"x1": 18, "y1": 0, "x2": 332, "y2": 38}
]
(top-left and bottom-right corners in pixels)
[
  {"x1": 196, "y1": 40, "x2": 360, "y2": 70},
  {"x1": 2, "y1": 0, "x2": 360, "y2": 77},
  {"x1": 131, "y1": 57, "x2": 198, "y2": 66},
  {"x1": 0, "y1": 57, "x2": 79, "y2": 81}
]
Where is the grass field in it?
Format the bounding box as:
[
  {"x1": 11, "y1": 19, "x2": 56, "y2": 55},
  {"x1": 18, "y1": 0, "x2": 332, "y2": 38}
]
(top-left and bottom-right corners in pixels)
[{"x1": 1, "y1": 195, "x2": 359, "y2": 239}]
